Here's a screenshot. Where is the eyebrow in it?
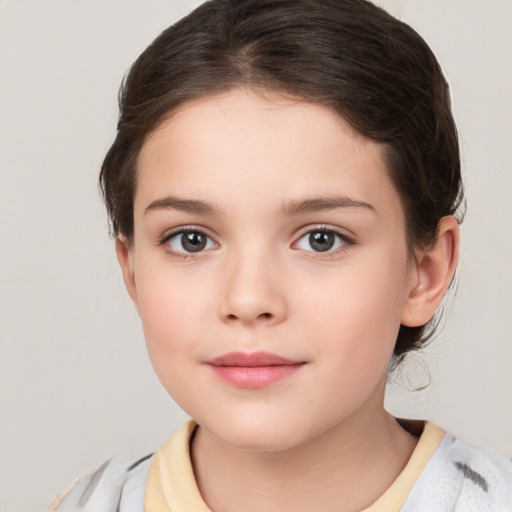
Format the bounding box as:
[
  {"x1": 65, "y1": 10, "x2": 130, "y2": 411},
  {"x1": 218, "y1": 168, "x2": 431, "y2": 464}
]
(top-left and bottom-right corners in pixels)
[
  {"x1": 279, "y1": 196, "x2": 376, "y2": 216},
  {"x1": 144, "y1": 195, "x2": 376, "y2": 217},
  {"x1": 145, "y1": 197, "x2": 218, "y2": 215}
]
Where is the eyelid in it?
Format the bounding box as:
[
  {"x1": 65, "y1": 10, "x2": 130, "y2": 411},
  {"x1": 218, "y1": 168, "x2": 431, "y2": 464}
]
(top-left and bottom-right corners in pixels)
[
  {"x1": 159, "y1": 225, "x2": 219, "y2": 256},
  {"x1": 292, "y1": 224, "x2": 355, "y2": 254},
  {"x1": 295, "y1": 224, "x2": 354, "y2": 241},
  {"x1": 159, "y1": 225, "x2": 210, "y2": 242}
]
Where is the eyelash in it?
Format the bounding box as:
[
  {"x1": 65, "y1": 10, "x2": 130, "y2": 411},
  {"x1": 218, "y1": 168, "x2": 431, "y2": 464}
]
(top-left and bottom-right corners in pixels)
[
  {"x1": 293, "y1": 225, "x2": 354, "y2": 257},
  {"x1": 159, "y1": 227, "x2": 217, "y2": 259},
  {"x1": 158, "y1": 225, "x2": 354, "y2": 259}
]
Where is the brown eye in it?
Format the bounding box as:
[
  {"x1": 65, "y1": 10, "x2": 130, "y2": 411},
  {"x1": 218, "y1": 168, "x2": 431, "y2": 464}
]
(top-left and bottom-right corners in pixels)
[
  {"x1": 167, "y1": 230, "x2": 215, "y2": 253},
  {"x1": 182, "y1": 232, "x2": 206, "y2": 252},
  {"x1": 295, "y1": 229, "x2": 347, "y2": 253},
  {"x1": 309, "y1": 231, "x2": 335, "y2": 252}
]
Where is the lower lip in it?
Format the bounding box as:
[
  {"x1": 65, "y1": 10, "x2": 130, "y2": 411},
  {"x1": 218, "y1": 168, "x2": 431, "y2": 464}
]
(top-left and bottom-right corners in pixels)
[{"x1": 208, "y1": 364, "x2": 304, "y2": 388}]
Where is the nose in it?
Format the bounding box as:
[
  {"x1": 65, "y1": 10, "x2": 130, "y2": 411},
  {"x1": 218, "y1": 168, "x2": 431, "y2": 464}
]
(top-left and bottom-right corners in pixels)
[{"x1": 218, "y1": 250, "x2": 287, "y2": 326}]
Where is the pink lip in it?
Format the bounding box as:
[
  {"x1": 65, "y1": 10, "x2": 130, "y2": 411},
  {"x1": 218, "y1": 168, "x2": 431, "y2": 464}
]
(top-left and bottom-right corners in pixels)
[{"x1": 206, "y1": 351, "x2": 305, "y2": 388}]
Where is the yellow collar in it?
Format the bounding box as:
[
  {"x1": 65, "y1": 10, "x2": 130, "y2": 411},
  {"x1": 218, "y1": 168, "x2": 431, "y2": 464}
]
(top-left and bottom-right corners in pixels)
[{"x1": 145, "y1": 420, "x2": 445, "y2": 512}]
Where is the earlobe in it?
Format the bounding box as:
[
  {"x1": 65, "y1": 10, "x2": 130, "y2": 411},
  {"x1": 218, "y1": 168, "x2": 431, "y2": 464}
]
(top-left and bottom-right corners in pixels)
[
  {"x1": 115, "y1": 236, "x2": 139, "y2": 311},
  {"x1": 401, "y1": 216, "x2": 460, "y2": 327}
]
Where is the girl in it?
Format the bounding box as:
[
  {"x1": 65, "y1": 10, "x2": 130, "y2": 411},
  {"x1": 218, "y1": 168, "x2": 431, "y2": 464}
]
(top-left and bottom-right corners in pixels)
[{"x1": 49, "y1": 0, "x2": 512, "y2": 510}]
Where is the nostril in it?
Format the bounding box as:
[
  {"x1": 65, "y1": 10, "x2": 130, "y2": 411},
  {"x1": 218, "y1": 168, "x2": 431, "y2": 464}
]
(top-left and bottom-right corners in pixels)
[{"x1": 260, "y1": 312, "x2": 272, "y2": 319}]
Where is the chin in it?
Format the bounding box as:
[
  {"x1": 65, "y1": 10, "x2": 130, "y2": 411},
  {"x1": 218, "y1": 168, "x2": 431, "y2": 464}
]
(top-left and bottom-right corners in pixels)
[
  {"x1": 217, "y1": 430, "x2": 298, "y2": 452},
  {"x1": 198, "y1": 413, "x2": 315, "y2": 453}
]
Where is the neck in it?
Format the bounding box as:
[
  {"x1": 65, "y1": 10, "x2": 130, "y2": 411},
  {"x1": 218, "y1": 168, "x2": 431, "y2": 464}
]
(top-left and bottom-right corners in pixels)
[{"x1": 191, "y1": 388, "x2": 418, "y2": 512}]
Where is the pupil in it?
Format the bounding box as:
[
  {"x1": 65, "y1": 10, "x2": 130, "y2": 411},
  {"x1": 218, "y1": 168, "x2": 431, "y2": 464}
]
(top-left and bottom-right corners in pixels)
[
  {"x1": 182, "y1": 232, "x2": 206, "y2": 252},
  {"x1": 310, "y1": 231, "x2": 334, "y2": 252}
]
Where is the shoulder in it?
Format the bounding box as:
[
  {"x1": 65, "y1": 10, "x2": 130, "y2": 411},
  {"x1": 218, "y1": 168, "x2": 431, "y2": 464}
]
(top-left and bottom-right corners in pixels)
[
  {"x1": 48, "y1": 452, "x2": 153, "y2": 512},
  {"x1": 403, "y1": 432, "x2": 512, "y2": 511}
]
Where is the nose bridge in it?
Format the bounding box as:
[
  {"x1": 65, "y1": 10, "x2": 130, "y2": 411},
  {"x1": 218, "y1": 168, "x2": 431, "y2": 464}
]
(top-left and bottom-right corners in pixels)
[{"x1": 218, "y1": 240, "x2": 286, "y2": 325}]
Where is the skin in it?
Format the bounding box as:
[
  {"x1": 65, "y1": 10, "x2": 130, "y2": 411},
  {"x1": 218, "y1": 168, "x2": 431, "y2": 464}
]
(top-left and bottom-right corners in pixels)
[{"x1": 117, "y1": 88, "x2": 459, "y2": 512}]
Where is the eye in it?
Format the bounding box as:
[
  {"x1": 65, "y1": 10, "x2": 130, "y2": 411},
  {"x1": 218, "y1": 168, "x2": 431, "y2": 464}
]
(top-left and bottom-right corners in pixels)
[
  {"x1": 165, "y1": 230, "x2": 216, "y2": 254},
  {"x1": 295, "y1": 229, "x2": 348, "y2": 253}
]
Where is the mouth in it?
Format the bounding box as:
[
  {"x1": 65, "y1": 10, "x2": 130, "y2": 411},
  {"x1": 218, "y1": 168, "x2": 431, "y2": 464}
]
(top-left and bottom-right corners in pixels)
[{"x1": 205, "y1": 351, "x2": 305, "y2": 389}]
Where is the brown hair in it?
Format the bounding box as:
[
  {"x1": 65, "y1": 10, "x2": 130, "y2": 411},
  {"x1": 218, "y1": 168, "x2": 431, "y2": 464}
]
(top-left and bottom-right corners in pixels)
[{"x1": 99, "y1": 0, "x2": 464, "y2": 361}]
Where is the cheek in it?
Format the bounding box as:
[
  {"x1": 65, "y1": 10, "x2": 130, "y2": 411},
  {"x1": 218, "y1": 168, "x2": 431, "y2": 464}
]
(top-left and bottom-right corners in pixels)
[
  {"x1": 134, "y1": 263, "x2": 214, "y2": 367},
  {"x1": 302, "y1": 251, "x2": 410, "y2": 362},
  {"x1": 136, "y1": 282, "x2": 208, "y2": 404}
]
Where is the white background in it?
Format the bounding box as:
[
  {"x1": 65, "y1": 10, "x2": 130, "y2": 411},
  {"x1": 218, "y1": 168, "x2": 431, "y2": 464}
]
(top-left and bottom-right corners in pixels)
[{"x1": 0, "y1": 1, "x2": 511, "y2": 510}]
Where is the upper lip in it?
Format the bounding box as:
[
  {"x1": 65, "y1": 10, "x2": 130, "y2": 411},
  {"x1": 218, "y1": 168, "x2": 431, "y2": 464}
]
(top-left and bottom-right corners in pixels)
[{"x1": 206, "y1": 351, "x2": 302, "y2": 367}]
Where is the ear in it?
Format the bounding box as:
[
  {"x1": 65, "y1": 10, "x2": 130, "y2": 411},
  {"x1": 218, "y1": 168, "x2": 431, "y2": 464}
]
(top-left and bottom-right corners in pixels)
[
  {"x1": 401, "y1": 216, "x2": 460, "y2": 327},
  {"x1": 115, "y1": 236, "x2": 139, "y2": 312}
]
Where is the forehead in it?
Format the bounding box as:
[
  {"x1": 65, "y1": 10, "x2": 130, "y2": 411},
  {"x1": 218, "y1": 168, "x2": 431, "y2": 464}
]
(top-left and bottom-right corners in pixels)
[{"x1": 135, "y1": 88, "x2": 401, "y2": 219}]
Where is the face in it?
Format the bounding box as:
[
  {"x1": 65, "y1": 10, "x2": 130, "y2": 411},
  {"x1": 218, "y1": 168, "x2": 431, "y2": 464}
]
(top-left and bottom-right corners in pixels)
[{"x1": 120, "y1": 88, "x2": 420, "y2": 451}]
